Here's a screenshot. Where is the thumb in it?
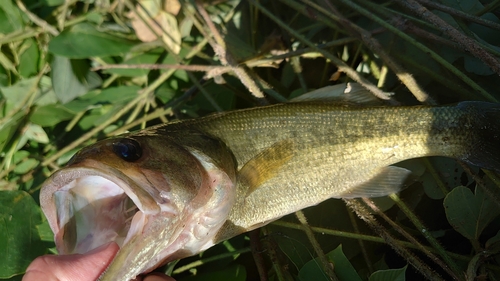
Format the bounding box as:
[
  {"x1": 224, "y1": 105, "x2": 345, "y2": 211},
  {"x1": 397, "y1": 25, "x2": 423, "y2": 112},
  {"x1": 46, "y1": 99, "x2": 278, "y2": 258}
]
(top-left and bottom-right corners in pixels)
[{"x1": 23, "y1": 242, "x2": 119, "y2": 281}]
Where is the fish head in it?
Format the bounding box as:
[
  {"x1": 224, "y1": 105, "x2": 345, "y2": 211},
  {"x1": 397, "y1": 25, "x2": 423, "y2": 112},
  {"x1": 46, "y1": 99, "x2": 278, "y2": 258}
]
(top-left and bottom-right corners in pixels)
[{"x1": 40, "y1": 130, "x2": 238, "y2": 280}]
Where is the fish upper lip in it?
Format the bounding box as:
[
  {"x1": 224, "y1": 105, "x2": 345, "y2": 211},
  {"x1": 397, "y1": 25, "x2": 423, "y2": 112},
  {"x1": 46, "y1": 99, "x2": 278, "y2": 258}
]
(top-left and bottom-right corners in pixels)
[{"x1": 40, "y1": 160, "x2": 163, "y2": 255}]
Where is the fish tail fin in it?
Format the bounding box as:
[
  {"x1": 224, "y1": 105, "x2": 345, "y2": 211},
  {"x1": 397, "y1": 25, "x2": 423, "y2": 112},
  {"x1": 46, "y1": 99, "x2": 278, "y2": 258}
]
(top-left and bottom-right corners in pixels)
[{"x1": 458, "y1": 101, "x2": 500, "y2": 173}]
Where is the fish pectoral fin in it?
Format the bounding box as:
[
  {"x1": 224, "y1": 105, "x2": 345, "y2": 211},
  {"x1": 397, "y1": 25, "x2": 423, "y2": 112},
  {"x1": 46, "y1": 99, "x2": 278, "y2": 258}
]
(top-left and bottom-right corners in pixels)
[
  {"x1": 336, "y1": 166, "x2": 414, "y2": 198},
  {"x1": 238, "y1": 139, "x2": 294, "y2": 196},
  {"x1": 290, "y1": 82, "x2": 389, "y2": 105}
]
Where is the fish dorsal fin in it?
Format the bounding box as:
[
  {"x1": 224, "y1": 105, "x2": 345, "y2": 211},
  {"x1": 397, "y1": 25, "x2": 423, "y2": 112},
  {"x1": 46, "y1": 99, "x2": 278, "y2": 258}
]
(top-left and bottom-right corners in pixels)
[
  {"x1": 239, "y1": 140, "x2": 294, "y2": 196},
  {"x1": 335, "y1": 166, "x2": 414, "y2": 198},
  {"x1": 291, "y1": 83, "x2": 387, "y2": 105}
]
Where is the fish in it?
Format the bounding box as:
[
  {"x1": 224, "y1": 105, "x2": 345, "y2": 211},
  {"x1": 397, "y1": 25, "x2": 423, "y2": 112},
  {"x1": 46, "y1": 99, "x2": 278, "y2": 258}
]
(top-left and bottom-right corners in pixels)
[{"x1": 39, "y1": 83, "x2": 500, "y2": 280}]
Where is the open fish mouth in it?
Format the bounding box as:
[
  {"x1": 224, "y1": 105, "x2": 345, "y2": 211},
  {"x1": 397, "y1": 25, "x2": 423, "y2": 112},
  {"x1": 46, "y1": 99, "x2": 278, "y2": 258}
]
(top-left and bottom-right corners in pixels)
[
  {"x1": 53, "y1": 175, "x2": 136, "y2": 254},
  {"x1": 40, "y1": 164, "x2": 161, "y2": 255}
]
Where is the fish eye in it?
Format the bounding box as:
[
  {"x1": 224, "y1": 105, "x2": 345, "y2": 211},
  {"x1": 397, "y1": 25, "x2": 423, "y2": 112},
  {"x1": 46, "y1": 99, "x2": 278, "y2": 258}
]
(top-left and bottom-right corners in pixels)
[{"x1": 112, "y1": 139, "x2": 142, "y2": 162}]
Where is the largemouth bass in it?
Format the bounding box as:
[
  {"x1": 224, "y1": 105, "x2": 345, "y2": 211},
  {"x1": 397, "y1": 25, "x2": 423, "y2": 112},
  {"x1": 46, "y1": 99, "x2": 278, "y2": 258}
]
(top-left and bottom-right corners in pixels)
[{"x1": 39, "y1": 85, "x2": 500, "y2": 280}]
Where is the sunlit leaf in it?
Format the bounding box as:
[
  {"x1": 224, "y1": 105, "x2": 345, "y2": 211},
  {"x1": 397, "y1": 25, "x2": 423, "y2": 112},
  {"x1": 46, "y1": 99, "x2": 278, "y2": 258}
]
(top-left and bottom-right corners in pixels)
[
  {"x1": 0, "y1": 0, "x2": 23, "y2": 33},
  {"x1": 0, "y1": 77, "x2": 39, "y2": 112},
  {"x1": 14, "y1": 123, "x2": 50, "y2": 153},
  {"x1": 36, "y1": 219, "x2": 55, "y2": 243},
  {"x1": 34, "y1": 76, "x2": 58, "y2": 106},
  {"x1": 159, "y1": 12, "x2": 182, "y2": 54},
  {"x1": 18, "y1": 39, "x2": 40, "y2": 78},
  {"x1": 30, "y1": 104, "x2": 75, "y2": 127},
  {"x1": 24, "y1": 123, "x2": 49, "y2": 143},
  {"x1": 13, "y1": 158, "x2": 39, "y2": 174},
  {"x1": 48, "y1": 23, "x2": 135, "y2": 58},
  {"x1": 50, "y1": 56, "x2": 102, "y2": 103}
]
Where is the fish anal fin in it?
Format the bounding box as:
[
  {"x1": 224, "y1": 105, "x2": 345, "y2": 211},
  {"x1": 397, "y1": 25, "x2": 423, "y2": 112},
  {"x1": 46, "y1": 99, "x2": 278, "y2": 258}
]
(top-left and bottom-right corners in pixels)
[
  {"x1": 336, "y1": 166, "x2": 414, "y2": 198},
  {"x1": 239, "y1": 140, "x2": 294, "y2": 196}
]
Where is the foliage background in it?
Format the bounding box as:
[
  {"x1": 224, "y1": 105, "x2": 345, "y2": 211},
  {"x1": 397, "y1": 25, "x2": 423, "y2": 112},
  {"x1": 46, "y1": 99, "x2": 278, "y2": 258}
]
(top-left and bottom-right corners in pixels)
[{"x1": 1, "y1": 0, "x2": 500, "y2": 280}]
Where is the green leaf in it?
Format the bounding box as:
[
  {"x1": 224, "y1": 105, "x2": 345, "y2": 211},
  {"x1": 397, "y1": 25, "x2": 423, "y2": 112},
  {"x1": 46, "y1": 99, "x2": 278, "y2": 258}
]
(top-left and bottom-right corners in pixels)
[
  {"x1": 275, "y1": 233, "x2": 315, "y2": 272},
  {"x1": 14, "y1": 123, "x2": 50, "y2": 157},
  {"x1": 79, "y1": 85, "x2": 140, "y2": 104},
  {"x1": 91, "y1": 105, "x2": 124, "y2": 127},
  {"x1": 0, "y1": 110, "x2": 25, "y2": 152},
  {"x1": 0, "y1": 77, "x2": 39, "y2": 112},
  {"x1": 68, "y1": 86, "x2": 139, "y2": 129},
  {"x1": 13, "y1": 158, "x2": 39, "y2": 174},
  {"x1": 486, "y1": 230, "x2": 500, "y2": 252},
  {"x1": 420, "y1": 157, "x2": 470, "y2": 200},
  {"x1": 78, "y1": 107, "x2": 108, "y2": 130},
  {"x1": 281, "y1": 62, "x2": 297, "y2": 88},
  {"x1": 369, "y1": 265, "x2": 407, "y2": 281},
  {"x1": 444, "y1": 186, "x2": 500, "y2": 240},
  {"x1": 0, "y1": 191, "x2": 46, "y2": 278},
  {"x1": 0, "y1": 1, "x2": 24, "y2": 34},
  {"x1": 194, "y1": 82, "x2": 235, "y2": 111},
  {"x1": 43, "y1": 0, "x2": 65, "y2": 6},
  {"x1": 85, "y1": 12, "x2": 104, "y2": 25},
  {"x1": 157, "y1": 11, "x2": 182, "y2": 54},
  {"x1": 34, "y1": 76, "x2": 58, "y2": 106},
  {"x1": 18, "y1": 39, "x2": 40, "y2": 78},
  {"x1": 182, "y1": 264, "x2": 246, "y2": 281},
  {"x1": 328, "y1": 245, "x2": 364, "y2": 281},
  {"x1": 50, "y1": 56, "x2": 102, "y2": 103},
  {"x1": 30, "y1": 104, "x2": 75, "y2": 127},
  {"x1": 298, "y1": 255, "x2": 331, "y2": 280},
  {"x1": 298, "y1": 245, "x2": 363, "y2": 281},
  {"x1": 36, "y1": 219, "x2": 55, "y2": 243},
  {"x1": 48, "y1": 23, "x2": 135, "y2": 58},
  {"x1": 12, "y1": 150, "x2": 30, "y2": 164},
  {"x1": 441, "y1": 0, "x2": 483, "y2": 13},
  {"x1": 56, "y1": 148, "x2": 80, "y2": 166},
  {"x1": 464, "y1": 55, "x2": 494, "y2": 76},
  {"x1": 63, "y1": 92, "x2": 101, "y2": 112},
  {"x1": 24, "y1": 123, "x2": 49, "y2": 143},
  {"x1": 0, "y1": 65, "x2": 8, "y2": 86}
]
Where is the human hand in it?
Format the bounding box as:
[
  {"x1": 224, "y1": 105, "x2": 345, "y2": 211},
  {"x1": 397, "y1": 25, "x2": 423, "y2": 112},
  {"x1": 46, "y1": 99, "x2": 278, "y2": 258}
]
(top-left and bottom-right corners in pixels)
[{"x1": 23, "y1": 242, "x2": 175, "y2": 281}]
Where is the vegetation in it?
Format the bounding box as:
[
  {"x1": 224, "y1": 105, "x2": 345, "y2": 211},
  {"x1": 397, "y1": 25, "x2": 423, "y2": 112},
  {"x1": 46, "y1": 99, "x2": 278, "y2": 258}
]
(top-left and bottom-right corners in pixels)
[{"x1": 1, "y1": 0, "x2": 500, "y2": 280}]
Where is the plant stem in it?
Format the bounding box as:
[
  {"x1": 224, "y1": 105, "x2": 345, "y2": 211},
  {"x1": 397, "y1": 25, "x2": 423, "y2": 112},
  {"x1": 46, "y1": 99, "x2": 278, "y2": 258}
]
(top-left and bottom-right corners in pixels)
[{"x1": 389, "y1": 193, "x2": 463, "y2": 280}]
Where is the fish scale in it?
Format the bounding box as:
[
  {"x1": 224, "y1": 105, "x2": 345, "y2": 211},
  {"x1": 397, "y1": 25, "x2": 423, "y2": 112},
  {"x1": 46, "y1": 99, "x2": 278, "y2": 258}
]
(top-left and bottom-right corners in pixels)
[{"x1": 175, "y1": 102, "x2": 488, "y2": 236}]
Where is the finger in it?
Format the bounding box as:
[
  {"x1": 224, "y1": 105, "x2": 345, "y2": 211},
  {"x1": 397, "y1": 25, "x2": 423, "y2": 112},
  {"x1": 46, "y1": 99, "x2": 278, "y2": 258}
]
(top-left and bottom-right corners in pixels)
[{"x1": 23, "y1": 242, "x2": 119, "y2": 281}]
